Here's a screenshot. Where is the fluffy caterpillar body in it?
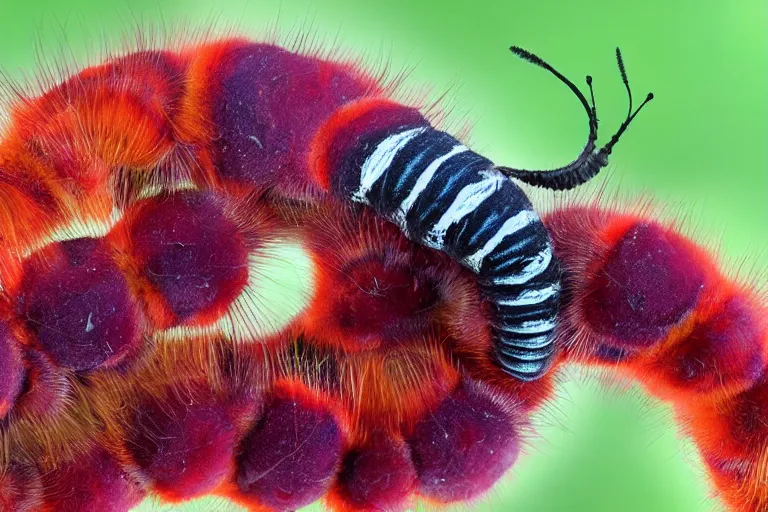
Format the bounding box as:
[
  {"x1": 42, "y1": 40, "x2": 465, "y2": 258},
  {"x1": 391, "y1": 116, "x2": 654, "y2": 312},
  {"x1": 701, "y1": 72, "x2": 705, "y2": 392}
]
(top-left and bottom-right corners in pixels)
[{"x1": 0, "y1": 33, "x2": 765, "y2": 512}]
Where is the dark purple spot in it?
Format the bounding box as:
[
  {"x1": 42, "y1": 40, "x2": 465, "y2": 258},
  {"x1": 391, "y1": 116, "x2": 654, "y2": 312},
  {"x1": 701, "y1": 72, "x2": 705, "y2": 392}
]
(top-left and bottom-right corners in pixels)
[
  {"x1": 585, "y1": 223, "x2": 705, "y2": 346},
  {"x1": 336, "y1": 431, "x2": 416, "y2": 511},
  {"x1": 213, "y1": 44, "x2": 368, "y2": 191},
  {"x1": 130, "y1": 192, "x2": 248, "y2": 322},
  {"x1": 129, "y1": 390, "x2": 237, "y2": 501},
  {"x1": 407, "y1": 382, "x2": 521, "y2": 503},
  {"x1": 668, "y1": 297, "x2": 764, "y2": 392},
  {"x1": 40, "y1": 447, "x2": 144, "y2": 512},
  {"x1": 17, "y1": 238, "x2": 140, "y2": 371},
  {"x1": 236, "y1": 392, "x2": 342, "y2": 510},
  {"x1": 0, "y1": 322, "x2": 24, "y2": 417},
  {"x1": 726, "y1": 374, "x2": 768, "y2": 451}
]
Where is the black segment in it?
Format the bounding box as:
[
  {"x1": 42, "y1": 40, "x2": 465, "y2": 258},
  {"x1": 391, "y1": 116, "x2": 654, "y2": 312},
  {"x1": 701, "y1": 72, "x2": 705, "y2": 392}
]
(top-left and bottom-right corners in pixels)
[
  {"x1": 366, "y1": 129, "x2": 454, "y2": 215},
  {"x1": 331, "y1": 122, "x2": 428, "y2": 199},
  {"x1": 405, "y1": 153, "x2": 490, "y2": 243}
]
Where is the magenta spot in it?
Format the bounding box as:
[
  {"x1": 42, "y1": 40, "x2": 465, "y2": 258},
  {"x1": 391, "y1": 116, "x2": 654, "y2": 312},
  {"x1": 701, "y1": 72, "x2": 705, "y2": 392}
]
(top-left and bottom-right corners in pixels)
[
  {"x1": 213, "y1": 44, "x2": 368, "y2": 192},
  {"x1": 129, "y1": 192, "x2": 249, "y2": 322},
  {"x1": 586, "y1": 223, "x2": 705, "y2": 346},
  {"x1": 0, "y1": 322, "x2": 24, "y2": 417},
  {"x1": 17, "y1": 238, "x2": 140, "y2": 371},
  {"x1": 407, "y1": 382, "x2": 521, "y2": 503},
  {"x1": 336, "y1": 431, "x2": 416, "y2": 510},
  {"x1": 236, "y1": 392, "x2": 342, "y2": 510},
  {"x1": 128, "y1": 391, "x2": 237, "y2": 502},
  {"x1": 668, "y1": 296, "x2": 764, "y2": 392},
  {"x1": 40, "y1": 447, "x2": 144, "y2": 512}
]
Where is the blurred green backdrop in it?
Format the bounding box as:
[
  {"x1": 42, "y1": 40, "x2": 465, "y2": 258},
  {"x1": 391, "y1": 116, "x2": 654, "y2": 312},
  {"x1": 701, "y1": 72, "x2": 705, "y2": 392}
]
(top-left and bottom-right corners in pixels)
[{"x1": 0, "y1": 1, "x2": 765, "y2": 511}]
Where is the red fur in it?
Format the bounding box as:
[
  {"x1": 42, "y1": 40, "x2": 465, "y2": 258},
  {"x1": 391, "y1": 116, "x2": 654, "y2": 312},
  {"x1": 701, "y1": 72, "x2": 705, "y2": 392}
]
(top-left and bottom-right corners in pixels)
[
  {"x1": 308, "y1": 98, "x2": 422, "y2": 191},
  {"x1": 545, "y1": 205, "x2": 768, "y2": 510},
  {"x1": 0, "y1": 35, "x2": 762, "y2": 512}
]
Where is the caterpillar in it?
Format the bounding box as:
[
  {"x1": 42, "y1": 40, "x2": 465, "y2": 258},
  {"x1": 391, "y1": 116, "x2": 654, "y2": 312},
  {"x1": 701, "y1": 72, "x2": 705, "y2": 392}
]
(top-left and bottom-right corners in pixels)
[{"x1": 0, "y1": 33, "x2": 765, "y2": 512}]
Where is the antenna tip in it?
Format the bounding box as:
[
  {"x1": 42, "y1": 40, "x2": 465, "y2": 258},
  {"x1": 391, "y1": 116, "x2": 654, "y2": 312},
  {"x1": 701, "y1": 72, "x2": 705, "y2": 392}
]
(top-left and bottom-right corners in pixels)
[
  {"x1": 586, "y1": 75, "x2": 593, "y2": 85},
  {"x1": 647, "y1": 92, "x2": 655, "y2": 101}
]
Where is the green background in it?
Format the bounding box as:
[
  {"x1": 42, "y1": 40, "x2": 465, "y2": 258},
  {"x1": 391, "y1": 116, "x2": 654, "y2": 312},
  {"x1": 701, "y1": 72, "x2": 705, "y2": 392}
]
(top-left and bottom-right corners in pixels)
[{"x1": 0, "y1": 1, "x2": 765, "y2": 511}]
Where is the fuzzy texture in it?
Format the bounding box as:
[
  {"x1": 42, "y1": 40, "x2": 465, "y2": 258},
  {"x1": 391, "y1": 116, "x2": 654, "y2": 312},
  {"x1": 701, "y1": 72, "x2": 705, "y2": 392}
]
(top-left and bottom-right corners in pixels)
[
  {"x1": 234, "y1": 383, "x2": 345, "y2": 511},
  {"x1": 126, "y1": 191, "x2": 250, "y2": 325},
  {"x1": 329, "y1": 431, "x2": 417, "y2": 512},
  {"x1": 0, "y1": 322, "x2": 24, "y2": 417},
  {"x1": 14, "y1": 237, "x2": 142, "y2": 371},
  {"x1": 39, "y1": 446, "x2": 145, "y2": 512},
  {"x1": 127, "y1": 387, "x2": 238, "y2": 502},
  {"x1": 0, "y1": 36, "x2": 763, "y2": 512},
  {"x1": 407, "y1": 380, "x2": 524, "y2": 503},
  {"x1": 544, "y1": 204, "x2": 768, "y2": 510}
]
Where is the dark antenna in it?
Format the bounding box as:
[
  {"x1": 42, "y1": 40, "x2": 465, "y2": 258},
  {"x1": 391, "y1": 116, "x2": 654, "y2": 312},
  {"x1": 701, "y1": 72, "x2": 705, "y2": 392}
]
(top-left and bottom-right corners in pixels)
[{"x1": 495, "y1": 46, "x2": 654, "y2": 191}]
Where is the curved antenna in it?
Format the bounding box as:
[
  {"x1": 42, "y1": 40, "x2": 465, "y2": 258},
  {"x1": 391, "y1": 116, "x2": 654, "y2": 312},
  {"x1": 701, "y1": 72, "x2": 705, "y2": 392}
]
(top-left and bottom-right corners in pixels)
[{"x1": 496, "y1": 46, "x2": 654, "y2": 191}]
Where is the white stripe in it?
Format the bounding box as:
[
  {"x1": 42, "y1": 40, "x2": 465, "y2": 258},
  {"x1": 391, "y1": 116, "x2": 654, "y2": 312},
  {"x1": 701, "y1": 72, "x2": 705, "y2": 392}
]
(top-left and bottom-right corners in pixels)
[
  {"x1": 502, "y1": 359, "x2": 548, "y2": 376},
  {"x1": 422, "y1": 169, "x2": 505, "y2": 249},
  {"x1": 492, "y1": 246, "x2": 553, "y2": 286},
  {"x1": 392, "y1": 145, "x2": 468, "y2": 231},
  {"x1": 496, "y1": 283, "x2": 560, "y2": 307},
  {"x1": 498, "y1": 333, "x2": 553, "y2": 350},
  {"x1": 352, "y1": 127, "x2": 426, "y2": 203},
  {"x1": 462, "y1": 209, "x2": 539, "y2": 272},
  {"x1": 493, "y1": 247, "x2": 553, "y2": 287},
  {"x1": 499, "y1": 317, "x2": 557, "y2": 334},
  {"x1": 499, "y1": 347, "x2": 553, "y2": 361}
]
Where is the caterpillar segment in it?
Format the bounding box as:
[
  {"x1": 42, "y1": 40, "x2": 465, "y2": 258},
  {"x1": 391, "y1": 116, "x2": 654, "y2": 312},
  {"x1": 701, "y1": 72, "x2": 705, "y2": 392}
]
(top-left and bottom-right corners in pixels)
[
  {"x1": 0, "y1": 37, "x2": 762, "y2": 512},
  {"x1": 544, "y1": 206, "x2": 768, "y2": 511}
]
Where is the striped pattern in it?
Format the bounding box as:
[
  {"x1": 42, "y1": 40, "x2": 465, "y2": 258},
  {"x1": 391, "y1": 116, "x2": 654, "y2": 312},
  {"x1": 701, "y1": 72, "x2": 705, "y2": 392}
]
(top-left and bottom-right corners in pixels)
[{"x1": 343, "y1": 127, "x2": 562, "y2": 381}]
